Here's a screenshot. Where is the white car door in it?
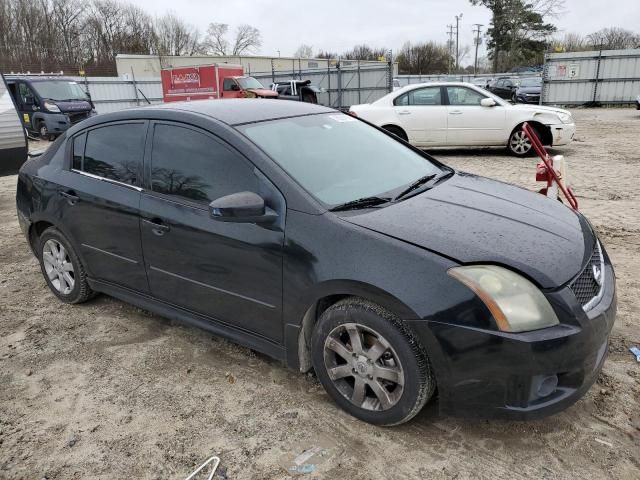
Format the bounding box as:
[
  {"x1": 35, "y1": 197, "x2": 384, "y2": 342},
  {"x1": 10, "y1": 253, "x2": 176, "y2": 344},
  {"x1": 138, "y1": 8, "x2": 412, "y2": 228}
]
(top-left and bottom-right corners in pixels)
[
  {"x1": 393, "y1": 87, "x2": 447, "y2": 146},
  {"x1": 445, "y1": 86, "x2": 507, "y2": 146}
]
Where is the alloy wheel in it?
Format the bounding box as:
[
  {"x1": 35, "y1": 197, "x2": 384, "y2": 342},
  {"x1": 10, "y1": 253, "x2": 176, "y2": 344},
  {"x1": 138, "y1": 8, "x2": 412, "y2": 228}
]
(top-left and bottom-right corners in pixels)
[
  {"x1": 42, "y1": 239, "x2": 75, "y2": 294},
  {"x1": 323, "y1": 322, "x2": 405, "y2": 411},
  {"x1": 510, "y1": 130, "x2": 532, "y2": 155}
]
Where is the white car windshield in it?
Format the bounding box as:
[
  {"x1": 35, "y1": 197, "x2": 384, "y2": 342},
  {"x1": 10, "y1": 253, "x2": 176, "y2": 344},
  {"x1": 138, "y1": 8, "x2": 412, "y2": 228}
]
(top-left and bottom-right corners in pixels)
[
  {"x1": 33, "y1": 81, "x2": 88, "y2": 101},
  {"x1": 238, "y1": 113, "x2": 443, "y2": 206}
]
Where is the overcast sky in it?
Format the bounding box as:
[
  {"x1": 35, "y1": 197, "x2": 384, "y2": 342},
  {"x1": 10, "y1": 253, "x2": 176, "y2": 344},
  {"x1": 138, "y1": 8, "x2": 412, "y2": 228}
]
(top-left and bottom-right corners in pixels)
[{"x1": 133, "y1": 0, "x2": 639, "y2": 61}]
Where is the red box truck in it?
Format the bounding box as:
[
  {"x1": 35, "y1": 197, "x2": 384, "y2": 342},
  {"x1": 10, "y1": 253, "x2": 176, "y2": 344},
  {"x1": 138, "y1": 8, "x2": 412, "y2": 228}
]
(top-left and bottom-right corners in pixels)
[{"x1": 161, "y1": 64, "x2": 278, "y2": 102}]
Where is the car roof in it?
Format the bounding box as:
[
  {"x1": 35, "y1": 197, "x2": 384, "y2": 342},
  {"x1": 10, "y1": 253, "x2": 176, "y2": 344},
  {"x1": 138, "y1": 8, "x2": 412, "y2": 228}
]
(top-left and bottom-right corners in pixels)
[
  {"x1": 128, "y1": 99, "x2": 335, "y2": 126},
  {"x1": 393, "y1": 81, "x2": 478, "y2": 93}
]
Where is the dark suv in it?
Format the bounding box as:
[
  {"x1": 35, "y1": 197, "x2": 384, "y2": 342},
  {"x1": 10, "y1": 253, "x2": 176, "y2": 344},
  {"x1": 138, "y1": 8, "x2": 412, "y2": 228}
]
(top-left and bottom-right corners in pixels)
[{"x1": 16, "y1": 100, "x2": 616, "y2": 425}]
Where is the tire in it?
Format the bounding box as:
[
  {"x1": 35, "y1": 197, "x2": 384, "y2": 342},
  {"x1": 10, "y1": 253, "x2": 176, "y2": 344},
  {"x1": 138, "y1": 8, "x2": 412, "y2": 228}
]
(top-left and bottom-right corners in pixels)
[
  {"x1": 507, "y1": 125, "x2": 536, "y2": 157},
  {"x1": 37, "y1": 227, "x2": 95, "y2": 304},
  {"x1": 311, "y1": 297, "x2": 436, "y2": 426},
  {"x1": 382, "y1": 125, "x2": 408, "y2": 141}
]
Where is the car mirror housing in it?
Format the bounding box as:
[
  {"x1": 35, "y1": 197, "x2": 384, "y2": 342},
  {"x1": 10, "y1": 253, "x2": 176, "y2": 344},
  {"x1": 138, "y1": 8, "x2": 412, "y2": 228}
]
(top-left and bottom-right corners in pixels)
[
  {"x1": 209, "y1": 191, "x2": 277, "y2": 224},
  {"x1": 480, "y1": 98, "x2": 496, "y2": 107}
]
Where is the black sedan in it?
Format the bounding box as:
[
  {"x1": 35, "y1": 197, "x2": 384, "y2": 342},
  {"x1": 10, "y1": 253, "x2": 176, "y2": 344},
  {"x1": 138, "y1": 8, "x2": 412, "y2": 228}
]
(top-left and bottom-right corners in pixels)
[{"x1": 16, "y1": 100, "x2": 616, "y2": 425}]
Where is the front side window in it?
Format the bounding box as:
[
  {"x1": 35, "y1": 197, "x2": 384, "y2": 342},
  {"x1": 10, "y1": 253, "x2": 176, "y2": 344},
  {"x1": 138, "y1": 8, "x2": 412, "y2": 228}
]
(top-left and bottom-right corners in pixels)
[
  {"x1": 81, "y1": 123, "x2": 145, "y2": 185},
  {"x1": 150, "y1": 124, "x2": 258, "y2": 205},
  {"x1": 18, "y1": 83, "x2": 35, "y2": 104},
  {"x1": 238, "y1": 113, "x2": 442, "y2": 206},
  {"x1": 223, "y1": 78, "x2": 236, "y2": 91},
  {"x1": 446, "y1": 87, "x2": 486, "y2": 106}
]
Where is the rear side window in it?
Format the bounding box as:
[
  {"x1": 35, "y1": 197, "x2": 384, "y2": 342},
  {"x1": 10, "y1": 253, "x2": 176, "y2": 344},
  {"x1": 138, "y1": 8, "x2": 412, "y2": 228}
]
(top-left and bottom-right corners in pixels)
[
  {"x1": 80, "y1": 123, "x2": 145, "y2": 185},
  {"x1": 150, "y1": 123, "x2": 258, "y2": 204},
  {"x1": 72, "y1": 133, "x2": 86, "y2": 170}
]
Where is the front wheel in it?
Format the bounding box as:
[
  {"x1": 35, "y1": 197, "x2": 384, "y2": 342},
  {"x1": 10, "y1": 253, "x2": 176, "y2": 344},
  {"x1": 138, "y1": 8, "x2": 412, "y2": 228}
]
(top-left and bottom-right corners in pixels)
[
  {"x1": 311, "y1": 297, "x2": 435, "y2": 426},
  {"x1": 507, "y1": 127, "x2": 535, "y2": 157}
]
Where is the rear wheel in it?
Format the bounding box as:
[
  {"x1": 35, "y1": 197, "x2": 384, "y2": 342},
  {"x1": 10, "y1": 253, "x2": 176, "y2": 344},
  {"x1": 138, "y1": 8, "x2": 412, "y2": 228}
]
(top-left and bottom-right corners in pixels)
[
  {"x1": 311, "y1": 297, "x2": 435, "y2": 426},
  {"x1": 38, "y1": 227, "x2": 94, "y2": 304},
  {"x1": 382, "y1": 125, "x2": 408, "y2": 141}
]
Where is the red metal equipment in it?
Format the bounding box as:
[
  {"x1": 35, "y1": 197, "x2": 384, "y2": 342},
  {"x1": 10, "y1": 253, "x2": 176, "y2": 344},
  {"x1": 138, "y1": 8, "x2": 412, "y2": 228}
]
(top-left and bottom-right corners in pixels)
[{"x1": 523, "y1": 122, "x2": 579, "y2": 211}]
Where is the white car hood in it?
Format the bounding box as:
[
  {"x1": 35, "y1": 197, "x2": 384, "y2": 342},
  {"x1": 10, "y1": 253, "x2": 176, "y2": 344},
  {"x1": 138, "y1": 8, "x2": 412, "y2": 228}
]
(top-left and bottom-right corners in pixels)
[{"x1": 510, "y1": 103, "x2": 571, "y2": 116}]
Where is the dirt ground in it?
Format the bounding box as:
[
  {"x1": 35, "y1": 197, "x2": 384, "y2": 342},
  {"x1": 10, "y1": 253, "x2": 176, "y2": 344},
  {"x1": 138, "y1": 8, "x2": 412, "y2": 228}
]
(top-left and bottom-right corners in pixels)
[{"x1": 1, "y1": 108, "x2": 639, "y2": 480}]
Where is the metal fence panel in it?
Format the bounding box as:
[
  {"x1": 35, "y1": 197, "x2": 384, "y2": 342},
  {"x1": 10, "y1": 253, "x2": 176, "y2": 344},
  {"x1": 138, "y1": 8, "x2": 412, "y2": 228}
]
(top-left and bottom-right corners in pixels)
[
  {"x1": 542, "y1": 49, "x2": 640, "y2": 106},
  {"x1": 67, "y1": 61, "x2": 393, "y2": 114}
]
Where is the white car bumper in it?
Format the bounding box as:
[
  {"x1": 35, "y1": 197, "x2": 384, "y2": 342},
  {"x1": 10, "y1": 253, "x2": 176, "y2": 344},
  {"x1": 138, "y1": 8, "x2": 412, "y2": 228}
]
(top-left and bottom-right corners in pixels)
[{"x1": 549, "y1": 123, "x2": 576, "y2": 146}]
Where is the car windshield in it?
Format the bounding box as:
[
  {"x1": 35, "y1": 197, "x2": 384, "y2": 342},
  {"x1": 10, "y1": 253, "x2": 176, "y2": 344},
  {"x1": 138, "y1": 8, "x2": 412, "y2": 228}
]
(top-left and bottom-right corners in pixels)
[
  {"x1": 238, "y1": 77, "x2": 265, "y2": 90},
  {"x1": 238, "y1": 113, "x2": 443, "y2": 206},
  {"x1": 32, "y1": 80, "x2": 88, "y2": 101},
  {"x1": 518, "y1": 78, "x2": 541, "y2": 87}
]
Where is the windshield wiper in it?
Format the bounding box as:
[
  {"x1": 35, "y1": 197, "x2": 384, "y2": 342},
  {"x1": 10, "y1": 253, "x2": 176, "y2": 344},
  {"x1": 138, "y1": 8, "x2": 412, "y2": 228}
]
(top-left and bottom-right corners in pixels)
[
  {"x1": 393, "y1": 174, "x2": 437, "y2": 201},
  {"x1": 394, "y1": 170, "x2": 455, "y2": 201},
  {"x1": 329, "y1": 196, "x2": 392, "y2": 212}
]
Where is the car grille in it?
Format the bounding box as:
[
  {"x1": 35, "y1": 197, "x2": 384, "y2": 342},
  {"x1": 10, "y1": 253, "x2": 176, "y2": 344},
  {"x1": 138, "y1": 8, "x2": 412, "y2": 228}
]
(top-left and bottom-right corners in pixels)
[
  {"x1": 569, "y1": 241, "x2": 605, "y2": 311},
  {"x1": 68, "y1": 111, "x2": 90, "y2": 125}
]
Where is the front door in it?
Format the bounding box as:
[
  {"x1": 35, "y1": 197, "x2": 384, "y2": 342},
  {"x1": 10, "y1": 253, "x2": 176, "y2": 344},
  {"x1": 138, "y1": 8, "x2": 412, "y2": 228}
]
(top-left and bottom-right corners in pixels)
[
  {"x1": 393, "y1": 86, "x2": 447, "y2": 146},
  {"x1": 139, "y1": 122, "x2": 285, "y2": 343},
  {"x1": 56, "y1": 121, "x2": 149, "y2": 292},
  {"x1": 444, "y1": 86, "x2": 506, "y2": 146}
]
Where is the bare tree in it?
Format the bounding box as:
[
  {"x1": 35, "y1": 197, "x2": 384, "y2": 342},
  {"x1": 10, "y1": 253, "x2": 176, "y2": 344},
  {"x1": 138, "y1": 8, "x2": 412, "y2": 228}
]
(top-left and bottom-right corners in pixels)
[
  {"x1": 293, "y1": 44, "x2": 314, "y2": 58},
  {"x1": 396, "y1": 41, "x2": 450, "y2": 74},
  {"x1": 154, "y1": 12, "x2": 202, "y2": 56},
  {"x1": 343, "y1": 44, "x2": 388, "y2": 61},
  {"x1": 586, "y1": 27, "x2": 640, "y2": 50},
  {"x1": 551, "y1": 32, "x2": 585, "y2": 52},
  {"x1": 231, "y1": 24, "x2": 261, "y2": 55},
  {"x1": 203, "y1": 22, "x2": 229, "y2": 55}
]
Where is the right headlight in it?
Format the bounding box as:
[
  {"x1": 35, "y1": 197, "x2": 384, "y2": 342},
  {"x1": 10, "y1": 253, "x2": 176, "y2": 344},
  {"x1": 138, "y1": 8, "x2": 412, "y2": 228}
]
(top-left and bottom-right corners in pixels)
[
  {"x1": 448, "y1": 265, "x2": 559, "y2": 333},
  {"x1": 557, "y1": 112, "x2": 573, "y2": 124}
]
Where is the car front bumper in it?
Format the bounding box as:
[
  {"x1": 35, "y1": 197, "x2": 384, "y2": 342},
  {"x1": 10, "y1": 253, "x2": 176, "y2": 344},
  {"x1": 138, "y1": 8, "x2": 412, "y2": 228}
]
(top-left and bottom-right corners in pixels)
[
  {"x1": 516, "y1": 94, "x2": 540, "y2": 104},
  {"x1": 408, "y1": 260, "x2": 616, "y2": 420},
  {"x1": 548, "y1": 122, "x2": 576, "y2": 146}
]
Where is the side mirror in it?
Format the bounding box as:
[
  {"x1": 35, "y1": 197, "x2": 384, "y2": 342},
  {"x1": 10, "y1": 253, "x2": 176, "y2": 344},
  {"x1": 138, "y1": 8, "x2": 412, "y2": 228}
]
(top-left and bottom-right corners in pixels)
[
  {"x1": 480, "y1": 98, "x2": 496, "y2": 107},
  {"x1": 209, "y1": 191, "x2": 277, "y2": 224},
  {"x1": 230, "y1": 84, "x2": 240, "y2": 91},
  {"x1": 24, "y1": 96, "x2": 34, "y2": 105}
]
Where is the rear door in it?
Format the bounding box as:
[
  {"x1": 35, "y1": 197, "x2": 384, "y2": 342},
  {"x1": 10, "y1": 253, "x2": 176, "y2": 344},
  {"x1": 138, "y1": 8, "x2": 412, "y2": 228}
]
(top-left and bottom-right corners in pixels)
[
  {"x1": 139, "y1": 121, "x2": 285, "y2": 342},
  {"x1": 56, "y1": 121, "x2": 150, "y2": 292},
  {"x1": 393, "y1": 86, "x2": 447, "y2": 146},
  {"x1": 444, "y1": 86, "x2": 506, "y2": 146}
]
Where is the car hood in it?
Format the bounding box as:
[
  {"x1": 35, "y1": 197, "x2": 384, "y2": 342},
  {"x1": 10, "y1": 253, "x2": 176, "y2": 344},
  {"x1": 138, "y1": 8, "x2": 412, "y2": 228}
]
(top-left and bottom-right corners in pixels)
[
  {"x1": 510, "y1": 103, "x2": 570, "y2": 116},
  {"x1": 52, "y1": 100, "x2": 93, "y2": 113},
  {"x1": 247, "y1": 88, "x2": 278, "y2": 97},
  {"x1": 341, "y1": 173, "x2": 594, "y2": 288},
  {"x1": 517, "y1": 86, "x2": 541, "y2": 94}
]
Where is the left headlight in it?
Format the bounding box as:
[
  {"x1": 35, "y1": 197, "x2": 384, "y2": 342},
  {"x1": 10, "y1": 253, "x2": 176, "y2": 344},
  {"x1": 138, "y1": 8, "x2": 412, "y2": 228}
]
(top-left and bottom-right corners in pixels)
[
  {"x1": 44, "y1": 101, "x2": 61, "y2": 113},
  {"x1": 448, "y1": 265, "x2": 559, "y2": 333},
  {"x1": 557, "y1": 112, "x2": 573, "y2": 124}
]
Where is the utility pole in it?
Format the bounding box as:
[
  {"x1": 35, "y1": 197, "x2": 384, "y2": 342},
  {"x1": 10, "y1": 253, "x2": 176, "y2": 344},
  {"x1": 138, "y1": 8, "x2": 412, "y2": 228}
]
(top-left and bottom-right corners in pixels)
[
  {"x1": 455, "y1": 13, "x2": 463, "y2": 71},
  {"x1": 472, "y1": 24, "x2": 483, "y2": 75},
  {"x1": 446, "y1": 24, "x2": 454, "y2": 74}
]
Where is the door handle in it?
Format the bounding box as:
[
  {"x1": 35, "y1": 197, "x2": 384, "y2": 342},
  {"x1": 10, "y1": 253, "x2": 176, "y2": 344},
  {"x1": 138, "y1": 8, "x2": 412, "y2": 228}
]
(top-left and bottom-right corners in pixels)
[
  {"x1": 449, "y1": 110, "x2": 463, "y2": 115},
  {"x1": 143, "y1": 218, "x2": 170, "y2": 236},
  {"x1": 59, "y1": 190, "x2": 79, "y2": 205},
  {"x1": 398, "y1": 110, "x2": 411, "y2": 115}
]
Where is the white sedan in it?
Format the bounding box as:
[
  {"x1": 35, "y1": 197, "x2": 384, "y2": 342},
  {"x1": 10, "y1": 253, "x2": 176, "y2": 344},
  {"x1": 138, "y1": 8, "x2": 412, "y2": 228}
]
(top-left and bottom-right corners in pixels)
[{"x1": 349, "y1": 82, "x2": 576, "y2": 157}]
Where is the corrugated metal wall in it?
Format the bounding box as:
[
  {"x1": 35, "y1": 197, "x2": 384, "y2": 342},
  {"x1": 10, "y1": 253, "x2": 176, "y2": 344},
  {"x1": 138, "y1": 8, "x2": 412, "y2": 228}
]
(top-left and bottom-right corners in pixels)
[
  {"x1": 542, "y1": 49, "x2": 640, "y2": 106},
  {"x1": 395, "y1": 72, "x2": 539, "y2": 87},
  {"x1": 72, "y1": 61, "x2": 393, "y2": 113},
  {"x1": 68, "y1": 76, "x2": 163, "y2": 114}
]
